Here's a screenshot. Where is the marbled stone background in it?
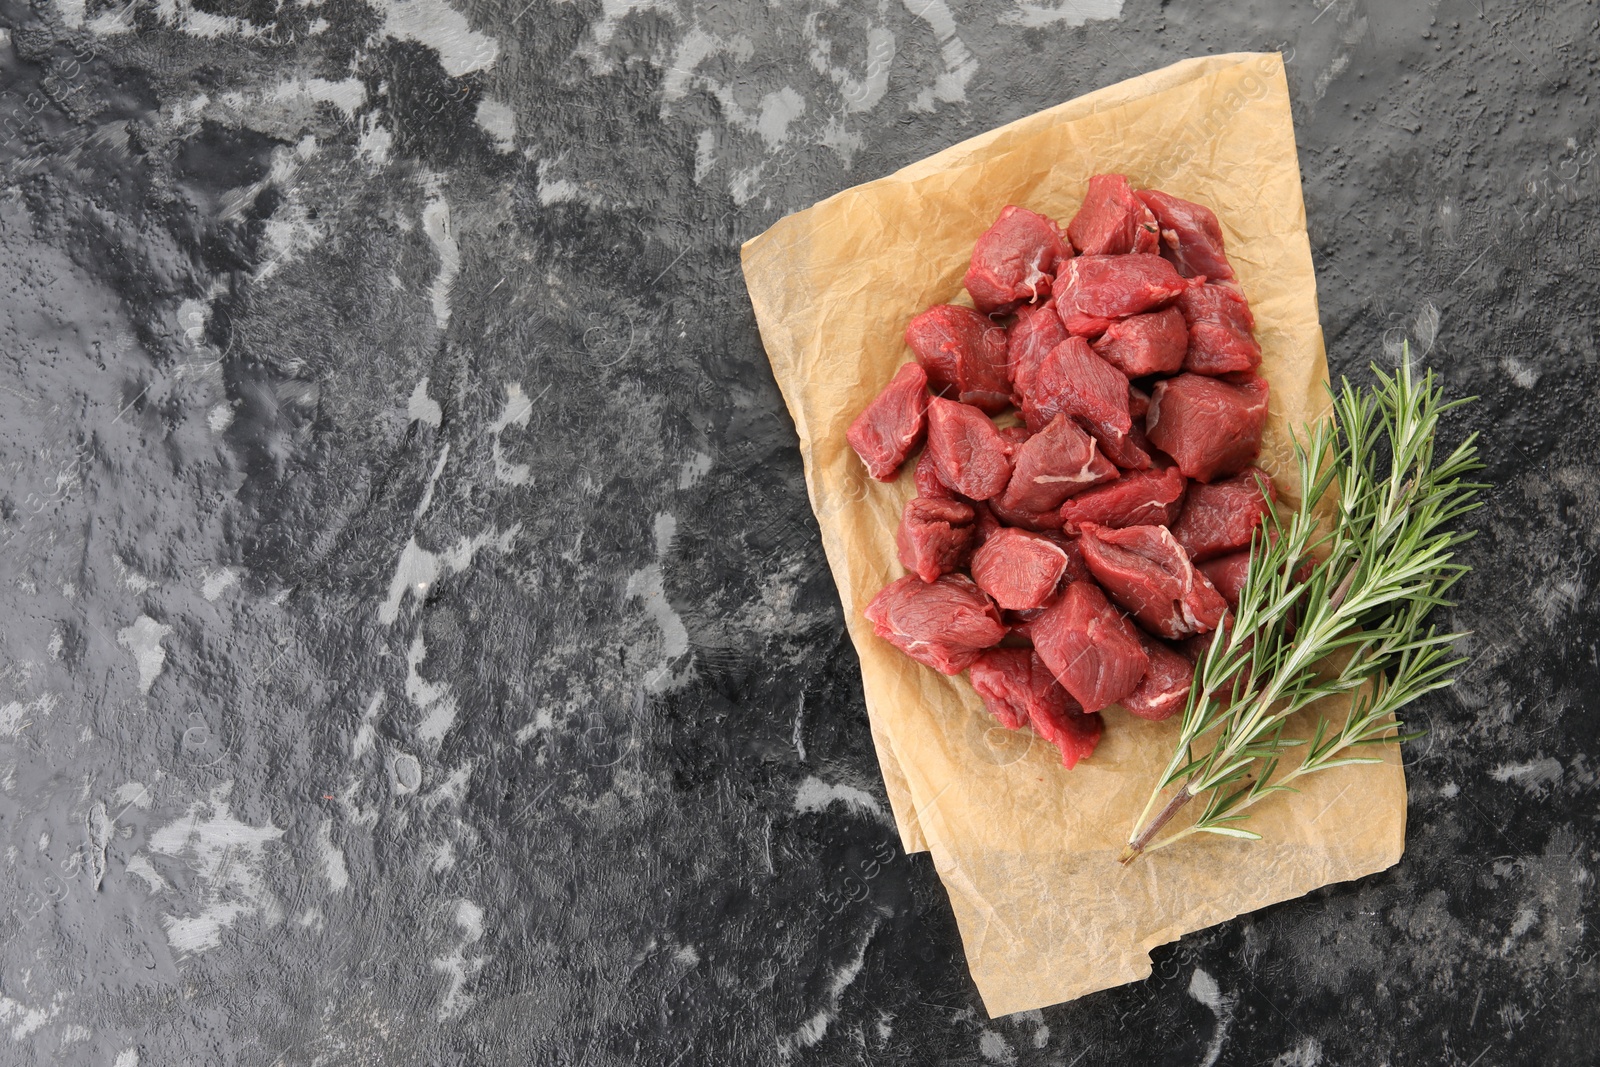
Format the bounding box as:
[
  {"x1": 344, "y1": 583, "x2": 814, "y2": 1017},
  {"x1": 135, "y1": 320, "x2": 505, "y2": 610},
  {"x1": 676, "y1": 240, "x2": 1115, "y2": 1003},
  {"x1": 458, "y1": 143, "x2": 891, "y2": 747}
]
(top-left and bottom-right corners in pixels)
[{"x1": 0, "y1": 0, "x2": 1595, "y2": 1063}]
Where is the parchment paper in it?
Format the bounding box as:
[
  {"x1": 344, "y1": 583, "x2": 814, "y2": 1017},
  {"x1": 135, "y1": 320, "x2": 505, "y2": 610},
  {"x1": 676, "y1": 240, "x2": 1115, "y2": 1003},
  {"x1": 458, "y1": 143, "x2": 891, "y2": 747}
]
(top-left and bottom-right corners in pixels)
[{"x1": 742, "y1": 53, "x2": 1406, "y2": 1016}]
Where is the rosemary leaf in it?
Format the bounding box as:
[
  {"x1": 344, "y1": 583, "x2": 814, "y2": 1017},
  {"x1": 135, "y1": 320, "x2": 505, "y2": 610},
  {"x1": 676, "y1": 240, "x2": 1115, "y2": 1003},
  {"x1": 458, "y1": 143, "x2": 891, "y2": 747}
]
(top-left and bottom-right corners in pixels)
[{"x1": 1118, "y1": 347, "x2": 1483, "y2": 864}]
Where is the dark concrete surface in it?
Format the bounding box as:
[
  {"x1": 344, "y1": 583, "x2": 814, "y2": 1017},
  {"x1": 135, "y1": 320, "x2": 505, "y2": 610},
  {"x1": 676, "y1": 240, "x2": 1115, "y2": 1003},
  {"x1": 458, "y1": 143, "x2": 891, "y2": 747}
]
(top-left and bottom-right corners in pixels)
[{"x1": 0, "y1": 0, "x2": 1595, "y2": 1063}]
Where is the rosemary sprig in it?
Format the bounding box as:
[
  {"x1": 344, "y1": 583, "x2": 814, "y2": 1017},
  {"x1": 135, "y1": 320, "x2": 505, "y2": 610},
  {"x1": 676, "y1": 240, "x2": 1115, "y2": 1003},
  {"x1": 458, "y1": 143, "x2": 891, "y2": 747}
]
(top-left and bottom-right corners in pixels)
[{"x1": 1119, "y1": 347, "x2": 1484, "y2": 863}]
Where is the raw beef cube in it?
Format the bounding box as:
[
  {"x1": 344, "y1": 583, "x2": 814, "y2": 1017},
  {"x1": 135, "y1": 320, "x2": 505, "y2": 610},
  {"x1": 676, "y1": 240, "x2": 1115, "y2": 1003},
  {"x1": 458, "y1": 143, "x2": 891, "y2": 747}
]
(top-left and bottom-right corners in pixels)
[
  {"x1": 927, "y1": 398, "x2": 1013, "y2": 501},
  {"x1": 1078, "y1": 523, "x2": 1229, "y2": 639},
  {"x1": 969, "y1": 648, "x2": 1049, "y2": 729},
  {"x1": 964, "y1": 206, "x2": 1073, "y2": 315},
  {"x1": 973, "y1": 646, "x2": 1103, "y2": 766},
  {"x1": 1170, "y1": 467, "x2": 1277, "y2": 561},
  {"x1": 1032, "y1": 580, "x2": 1150, "y2": 713},
  {"x1": 1122, "y1": 631, "x2": 1194, "y2": 721},
  {"x1": 1178, "y1": 281, "x2": 1255, "y2": 333},
  {"x1": 847, "y1": 362, "x2": 929, "y2": 481},
  {"x1": 1186, "y1": 322, "x2": 1262, "y2": 376},
  {"x1": 1136, "y1": 189, "x2": 1235, "y2": 281},
  {"x1": 904, "y1": 305, "x2": 1012, "y2": 413},
  {"x1": 1145, "y1": 373, "x2": 1269, "y2": 482},
  {"x1": 1067, "y1": 174, "x2": 1161, "y2": 256},
  {"x1": 1197, "y1": 549, "x2": 1251, "y2": 610},
  {"x1": 970, "y1": 527, "x2": 1072, "y2": 610},
  {"x1": 1178, "y1": 283, "x2": 1261, "y2": 375},
  {"x1": 1092, "y1": 306, "x2": 1190, "y2": 378},
  {"x1": 864, "y1": 574, "x2": 1005, "y2": 674},
  {"x1": 1059, "y1": 463, "x2": 1187, "y2": 534},
  {"x1": 1008, "y1": 298, "x2": 1069, "y2": 402},
  {"x1": 914, "y1": 448, "x2": 959, "y2": 500},
  {"x1": 1030, "y1": 696, "x2": 1103, "y2": 769},
  {"x1": 1021, "y1": 338, "x2": 1128, "y2": 434},
  {"x1": 1055, "y1": 253, "x2": 1190, "y2": 323},
  {"x1": 896, "y1": 497, "x2": 976, "y2": 583},
  {"x1": 1022, "y1": 338, "x2": 1149, "y2": 468},
  {"x1": 997, "y1": 412, "x2": 1117, "y2": 514}
]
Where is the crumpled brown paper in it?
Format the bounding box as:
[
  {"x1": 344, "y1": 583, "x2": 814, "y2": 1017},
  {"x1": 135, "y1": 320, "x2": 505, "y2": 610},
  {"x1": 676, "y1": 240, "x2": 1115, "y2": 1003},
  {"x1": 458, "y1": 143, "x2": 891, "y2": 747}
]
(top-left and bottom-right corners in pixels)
[{"x1": 742, "y1": 53, "x2": 1406, "y2": 1017}]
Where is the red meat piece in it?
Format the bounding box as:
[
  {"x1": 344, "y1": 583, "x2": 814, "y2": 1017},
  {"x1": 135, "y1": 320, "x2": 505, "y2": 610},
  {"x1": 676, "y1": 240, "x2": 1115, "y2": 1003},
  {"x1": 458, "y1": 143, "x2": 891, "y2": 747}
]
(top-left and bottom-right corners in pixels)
[
  {"x1": 1030, "y1": 697, "x2": 1104, "y2": 769},
  {"x1": 1021, "y1": 337, "x2": 1127, "y2": 434},
  {"x1": 997, "y1": 412, "x2": 1117, "y2": 514},
  {"x1": 1145, "y1": 373, "x2": 1269, "y2": 482},
  {"x1": 1067, "y1": 174, "x2": 1161, "y2": 256},
  {"x1": 1178, "y1": 283, "x2": 1261, "y2": 375},
  {"x1": 971, "y1": 649, "x2": 1102, "y2": 766},
  {"x1": 1055, "y1": 254, "x2": 1190, "y2": 327},
  {"x1": 1179, "y1": 281, "x2": 1255, "y2": 332},
  {"x1": 896, "y1": 497, "x2": 976, "y2": 583},
  {"x1": 1008, "y1": 299, "x2": 1069, "y2": 402},
  {"x1": 969, "y1": 648, "x2": 1049, "y2": 728},
  {"x1": 864, "y1": 574, "x2": 1004, "y2": 674},
  {"x1": 970, "y1": 527, "x2": 1072, "y2": 610},
  {"x1": 904, "y1": 305, "x2": 1012, "y2": 413},
  {"x1": 914, "y1": 448, "x2": 958, "y2": 500},
  {"x1": 1198, "y1": 549, "x2": 1251, "y2": 610},
  {"x1": 1032, "y1": 580, "x2": 1150, "y2": 713},
  {"x1": 1092, "y1": 306, "x2": 1189, "y2": 377},
  {"x1": 1122, "y1": 631, "x2": 1194, "y2": 721},
  {"x1": 1022, "y1": 338, "x2": 1150, "y2": 469},
  {"x1": 1078, "y1": 523, "x2": 1229, "y2": 639},
  {"x1": 926, "y1": 398, "x2": 1012, "y2": 501},
  {"x1": 964, "y1": 206, "x2": 1073, "y2": 315},
  {"x1": 1059, "y1": 463, "x2": 1187, "y2": 534},
  {"x1": 1136, "y1": 189, "x2": 1235, "y2": 281},
  {"x1": 1170, "y1": 467, "x2": 1277, "y2": 561},
  {"x1": 846, "y1": 362, "x2": 929, "y2": 481}
]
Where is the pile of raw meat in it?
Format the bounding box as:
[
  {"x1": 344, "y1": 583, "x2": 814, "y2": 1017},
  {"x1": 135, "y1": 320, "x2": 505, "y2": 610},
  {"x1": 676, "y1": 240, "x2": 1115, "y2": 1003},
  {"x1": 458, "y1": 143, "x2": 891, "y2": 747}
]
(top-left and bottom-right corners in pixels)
[{"x1": 848, "y1": 175, "x2": 1277, "y2": 770}]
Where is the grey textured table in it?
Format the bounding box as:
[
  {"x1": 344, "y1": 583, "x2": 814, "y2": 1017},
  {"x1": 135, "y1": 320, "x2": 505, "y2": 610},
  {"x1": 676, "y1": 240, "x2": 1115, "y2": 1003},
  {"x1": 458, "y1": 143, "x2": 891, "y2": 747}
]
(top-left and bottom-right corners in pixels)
[{"x1": 0, "y1": 1, "x2": 1595, "y2": 1064}]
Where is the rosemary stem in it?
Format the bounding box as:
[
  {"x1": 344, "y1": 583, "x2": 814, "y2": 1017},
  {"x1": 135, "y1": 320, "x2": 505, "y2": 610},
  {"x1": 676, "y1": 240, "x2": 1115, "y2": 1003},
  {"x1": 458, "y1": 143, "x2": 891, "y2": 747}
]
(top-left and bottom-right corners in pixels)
[
  {"x1": 1114, "y1": 353, "x2": 1479, "y2": 861},
  {"x1": 1119, "y1": 785, "x2": 1195, "y2": 865},
  {"x1": 1326, "y1": 559, "x2": 1360, "y2": 613}
]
